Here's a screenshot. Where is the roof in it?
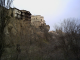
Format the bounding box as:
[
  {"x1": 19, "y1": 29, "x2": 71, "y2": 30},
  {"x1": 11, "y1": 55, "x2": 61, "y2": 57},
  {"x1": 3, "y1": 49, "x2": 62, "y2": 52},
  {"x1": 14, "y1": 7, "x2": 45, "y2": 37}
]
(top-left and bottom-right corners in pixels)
[
  {"x1": 9, "y1": 7, "x2": 32, "y2": 15},
  {"x1": 19, "y1": 10, "x2": 26, "y2": 12},
  {"x1": 31, "y1": 15, "x2": 44, "y2": 18},
  {"x1": 20, "y1": 10, "x2": 31, "y2": 15}
]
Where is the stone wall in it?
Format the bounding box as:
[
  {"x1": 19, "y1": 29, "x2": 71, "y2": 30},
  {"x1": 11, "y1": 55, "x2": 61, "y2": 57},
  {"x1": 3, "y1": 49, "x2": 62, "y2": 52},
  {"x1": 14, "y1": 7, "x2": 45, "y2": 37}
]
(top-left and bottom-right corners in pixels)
[
  {"x1": 31, "y1": 15, "x2": 50, "y2": 31},
  {"x1": 31, "y1": 15, "x2": 45, "y2": 25}
]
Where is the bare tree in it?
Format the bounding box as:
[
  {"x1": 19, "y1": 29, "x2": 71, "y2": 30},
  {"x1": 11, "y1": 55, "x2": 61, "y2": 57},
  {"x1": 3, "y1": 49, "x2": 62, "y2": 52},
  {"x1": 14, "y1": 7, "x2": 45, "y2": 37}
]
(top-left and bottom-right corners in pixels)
[
  {"x1": 0, "y1": 0, "x2": 13, "y2": 59},
  {"x1": 54, "y1": 18, "x2": 80, "y2": 60}
]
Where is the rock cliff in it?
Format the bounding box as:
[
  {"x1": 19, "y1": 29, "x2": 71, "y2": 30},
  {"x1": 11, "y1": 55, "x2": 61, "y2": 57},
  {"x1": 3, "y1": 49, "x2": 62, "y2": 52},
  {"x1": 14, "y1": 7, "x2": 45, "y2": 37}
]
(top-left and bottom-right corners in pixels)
[{"x1": 2, "y1": 8, "x2": 51, "y2": 60}]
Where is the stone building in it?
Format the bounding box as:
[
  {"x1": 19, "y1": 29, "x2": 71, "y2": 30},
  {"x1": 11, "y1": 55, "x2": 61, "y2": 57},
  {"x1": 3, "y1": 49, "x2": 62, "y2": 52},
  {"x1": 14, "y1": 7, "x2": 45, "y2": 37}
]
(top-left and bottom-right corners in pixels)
[
  {"x1": 31, "y1": 15, "x2": 45, "y2": 27},
  {"x1": 20, "y1": 10, "x2": 31, "y2": 21},
  {"x1": 8, "y1": 8, "x2": 50, "y2": 31},
  {"x1": 9, "y1": 8, "x2": 31, "y2": 21},
  {"x1": 31, "y1": 15, "x2": 50, "y2": 31},
  {"x1": 9, "y1": 8, "x2": 21, "y2": 18}
]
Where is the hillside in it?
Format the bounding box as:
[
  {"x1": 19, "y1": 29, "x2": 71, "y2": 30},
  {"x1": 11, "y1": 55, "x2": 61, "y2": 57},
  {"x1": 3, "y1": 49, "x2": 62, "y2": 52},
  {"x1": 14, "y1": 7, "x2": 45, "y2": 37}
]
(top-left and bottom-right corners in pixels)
[
  {"x1": 1, "y1": 16, "x2": 52, "y2": 60},
  {"x1": 1, "y1": 8, "x2": 80, "y2": 60}
]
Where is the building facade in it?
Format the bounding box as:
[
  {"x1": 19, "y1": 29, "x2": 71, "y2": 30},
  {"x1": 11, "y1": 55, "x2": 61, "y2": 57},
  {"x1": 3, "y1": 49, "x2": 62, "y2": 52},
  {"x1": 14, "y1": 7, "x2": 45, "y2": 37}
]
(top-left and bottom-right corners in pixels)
[
  {"x1": 31, "y1": 15, "x2": 45, "y2": 27},
  {"x1": 9, "y1": 8, "x2": 31, "y2": 21}
]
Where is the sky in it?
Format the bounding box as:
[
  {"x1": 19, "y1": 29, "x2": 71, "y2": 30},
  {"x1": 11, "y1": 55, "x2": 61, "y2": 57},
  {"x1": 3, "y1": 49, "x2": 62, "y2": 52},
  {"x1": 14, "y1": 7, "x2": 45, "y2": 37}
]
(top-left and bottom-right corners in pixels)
[{"x1": 12, "y1": 0, "x2": 80, "y2": 31}]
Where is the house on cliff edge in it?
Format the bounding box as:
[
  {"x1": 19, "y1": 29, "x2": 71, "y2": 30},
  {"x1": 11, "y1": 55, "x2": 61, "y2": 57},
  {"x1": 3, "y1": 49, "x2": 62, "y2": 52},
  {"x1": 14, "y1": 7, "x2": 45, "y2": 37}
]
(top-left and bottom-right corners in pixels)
[{"x1": 9, "y1": 8, "x2": 31, "y2": 21}]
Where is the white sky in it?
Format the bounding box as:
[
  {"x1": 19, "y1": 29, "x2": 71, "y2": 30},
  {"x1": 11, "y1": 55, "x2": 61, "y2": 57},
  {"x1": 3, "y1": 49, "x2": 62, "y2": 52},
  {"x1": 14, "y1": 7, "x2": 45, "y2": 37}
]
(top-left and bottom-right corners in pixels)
[{"x1": 12, "y1": 0, "x2": 80, "y2": 31}]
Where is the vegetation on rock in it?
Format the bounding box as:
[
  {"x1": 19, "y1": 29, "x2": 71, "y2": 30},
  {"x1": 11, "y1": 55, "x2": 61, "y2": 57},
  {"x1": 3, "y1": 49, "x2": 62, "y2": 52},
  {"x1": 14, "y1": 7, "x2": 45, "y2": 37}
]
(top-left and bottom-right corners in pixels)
[{"x1": 0, "y1": 1, "x2": 80, "y2": 60}]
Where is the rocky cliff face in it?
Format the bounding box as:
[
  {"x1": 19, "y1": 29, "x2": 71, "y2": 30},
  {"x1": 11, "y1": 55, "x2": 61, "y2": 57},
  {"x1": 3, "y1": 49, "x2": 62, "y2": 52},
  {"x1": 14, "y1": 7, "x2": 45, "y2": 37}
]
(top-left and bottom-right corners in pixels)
[
  {"x1": 4, "y1": 16, "x2": 50, "y2": 36},
  {"x1": 3, "y1": 17, "x2": 50, "y2": 54},
  {"x1": 2, "y1": 9, "x2": 51, "y2": 60}
]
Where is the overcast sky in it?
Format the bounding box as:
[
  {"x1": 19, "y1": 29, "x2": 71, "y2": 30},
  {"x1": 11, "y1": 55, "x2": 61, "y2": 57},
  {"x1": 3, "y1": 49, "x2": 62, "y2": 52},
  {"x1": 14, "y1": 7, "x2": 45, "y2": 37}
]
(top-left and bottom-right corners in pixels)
[{"x1": 12, "y1": 0, "x2": 80, "y2": 31}]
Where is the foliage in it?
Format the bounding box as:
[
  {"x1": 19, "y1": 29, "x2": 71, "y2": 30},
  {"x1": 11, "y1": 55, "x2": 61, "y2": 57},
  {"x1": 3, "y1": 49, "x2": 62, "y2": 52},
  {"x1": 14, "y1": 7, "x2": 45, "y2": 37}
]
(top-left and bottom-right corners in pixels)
[
  {"x1": 0, "y1": 0, "x2": 13, "y2": 59},
  {"x1": 54, "y1": 18, "x2": 80, "y2": 60}
]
